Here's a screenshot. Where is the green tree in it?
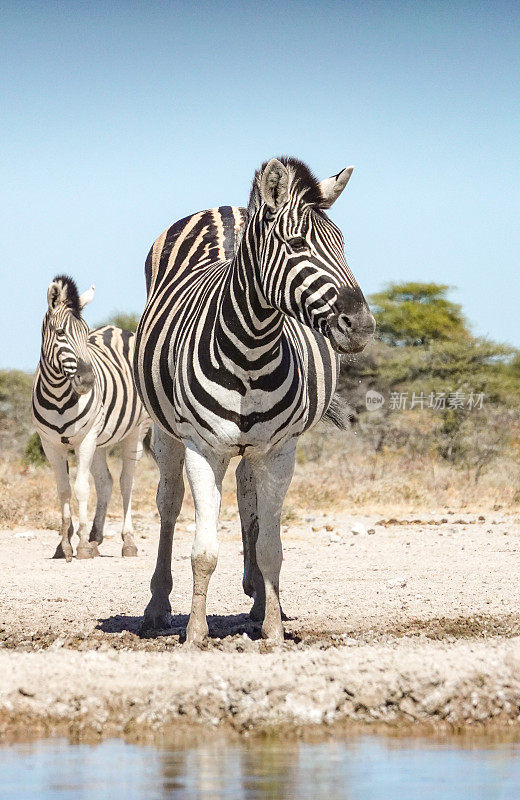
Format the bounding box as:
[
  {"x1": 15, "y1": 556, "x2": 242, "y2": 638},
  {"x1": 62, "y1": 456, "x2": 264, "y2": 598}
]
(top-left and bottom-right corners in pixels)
[
  {"x1": 24, "y1": 431, "x2": 47, "y2": 467},
  {"x1": 97, "y1": 311, "x2": 140, "y2": 332},
  {"x1": 0, "y1": 369, "x2": 34, "y2": 453},
  {"x1": 370, "y1": 282, "x2": 469, "y2": 346},
  {"x1": 338, "y1": 334, "x2": 520, "y2": 477}
]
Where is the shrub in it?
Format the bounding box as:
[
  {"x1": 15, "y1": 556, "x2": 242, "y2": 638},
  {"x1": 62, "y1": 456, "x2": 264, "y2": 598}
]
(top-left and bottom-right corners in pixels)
[{"x1": 24, "y1": 432, "x2": 47, "y2": 467}]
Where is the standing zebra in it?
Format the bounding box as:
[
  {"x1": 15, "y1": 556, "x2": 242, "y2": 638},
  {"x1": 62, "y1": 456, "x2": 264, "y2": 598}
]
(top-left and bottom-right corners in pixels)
[
  {"x1": 134, "y1": 157, "x2": 375, "y2": 643},
  {"x1": 32, "y1": 275, "x2": 151, "y2": 561}
]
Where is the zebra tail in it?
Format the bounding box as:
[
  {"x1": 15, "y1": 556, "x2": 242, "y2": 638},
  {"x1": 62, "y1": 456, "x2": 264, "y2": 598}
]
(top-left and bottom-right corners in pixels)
[
  {"x1": 322, "y1": 394, "x2": 354, "y2": 430},
  {"x1": 142, "y1": 425, "x2": 156, "y2": 460}
]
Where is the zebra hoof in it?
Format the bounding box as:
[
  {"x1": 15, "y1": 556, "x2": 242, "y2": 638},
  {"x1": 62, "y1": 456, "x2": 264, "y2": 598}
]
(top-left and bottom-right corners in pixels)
[
  {"x1": 53, "y1": 542, "x2": 73, "y2": 562},
  {"x1": 249, "y1": 604, "x2": 264, "y2": 623},
  {"x1": 76, "y1": 545, "x2": 94, "y2": 560},
  {"x1": 90, "y1": 541, "x2": 100, "y2": 557},
  {"x1": 249, "y1": 592, "x2": 265, "y2": 623},
  {"x1": 122, "y1": 544, "x2": 138, "y2": 557},
  {"x1": 261, "y1": 624, "x2": 285, "y2": 644},
  {"x1": 141, "y1": 611, "x2": 172, "y2": 632},
  {"x1": 185, "y1": 618, "x2": 209, "y2": 645}
]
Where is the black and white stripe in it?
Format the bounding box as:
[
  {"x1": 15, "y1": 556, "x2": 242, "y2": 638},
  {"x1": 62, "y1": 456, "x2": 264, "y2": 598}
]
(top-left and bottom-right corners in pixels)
[
  {"x1": 32, "y1": 275, "x2": 150, "y2": 561},
  {"x1": 135, "y1": 158, "x2": 372, "y2": 453},
  {"x1": 134, "y1": 157, "x2": 375, "y2": 642}
]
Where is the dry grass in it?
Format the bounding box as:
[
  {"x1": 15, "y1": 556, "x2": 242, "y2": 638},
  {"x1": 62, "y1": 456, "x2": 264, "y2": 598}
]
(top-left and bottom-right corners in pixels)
[{"x1": 1, "y1": 426, "x2": 519, "y2": 531}]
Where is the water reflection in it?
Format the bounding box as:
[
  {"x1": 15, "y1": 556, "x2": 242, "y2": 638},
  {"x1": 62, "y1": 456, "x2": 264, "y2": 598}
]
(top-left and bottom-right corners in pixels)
[{"x1": 1, "y1": 735, "x2": 520, "y2": 799}]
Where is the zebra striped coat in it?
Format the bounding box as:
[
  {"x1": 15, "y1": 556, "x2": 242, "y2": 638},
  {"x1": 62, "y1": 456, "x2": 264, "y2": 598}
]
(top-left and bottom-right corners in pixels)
[
  {"x1": 33, "y1": 275, "x2": 150, "y2": 561},
  {"x1": 134, "y1": 157, "x2": 375, "y2": 642},
  {"x1": 33, "y1": 323, "x2": 147, "y2": 448}
]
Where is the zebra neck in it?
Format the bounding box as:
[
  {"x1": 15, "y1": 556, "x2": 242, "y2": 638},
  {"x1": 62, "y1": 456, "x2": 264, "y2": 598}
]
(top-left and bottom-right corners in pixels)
[
  {"x1": 221, "y1": 214, "x2": 284, "y2": 366},
  {"x1": 38, "y1": 358, "x2": 76, "y2": 404}
]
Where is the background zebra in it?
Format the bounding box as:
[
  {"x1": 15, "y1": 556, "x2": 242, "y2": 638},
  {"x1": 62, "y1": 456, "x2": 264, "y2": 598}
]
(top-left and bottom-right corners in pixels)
[
  {"x1": 32, "y1": 275, "x2": 151, "y2": 561},
  {"x1": 134, "y1": 157, "x2": 375, "y2": 643}
]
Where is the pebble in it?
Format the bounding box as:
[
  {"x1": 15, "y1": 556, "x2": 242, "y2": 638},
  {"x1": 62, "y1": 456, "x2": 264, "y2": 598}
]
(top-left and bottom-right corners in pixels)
[
  {"x1": 351, "y1": 522, "x2": 367, "y2": 536},
  {"x1": 386, "y1": 578, "x2": 407, "y2": 589}
]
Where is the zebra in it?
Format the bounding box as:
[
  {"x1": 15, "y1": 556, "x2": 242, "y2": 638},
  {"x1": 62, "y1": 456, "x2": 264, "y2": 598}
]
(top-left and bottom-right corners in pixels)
[
  {"x1": 32, "y1": 275, "x2": 151, "y2": 561},
  {"x1": 134, "y1": 157, "x2": 375, "y2": 643}
]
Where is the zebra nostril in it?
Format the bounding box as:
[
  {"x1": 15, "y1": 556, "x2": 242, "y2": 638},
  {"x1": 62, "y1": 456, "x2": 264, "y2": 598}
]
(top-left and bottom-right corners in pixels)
[{"x1": 337, "y1": 314, "x2": 352, "y2": 333}]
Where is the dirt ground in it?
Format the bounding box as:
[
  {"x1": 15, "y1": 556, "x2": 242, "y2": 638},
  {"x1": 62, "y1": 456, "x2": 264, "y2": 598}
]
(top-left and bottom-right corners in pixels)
[{"x1": 1, "y1": 508, "x2": 520, "y2": 741}]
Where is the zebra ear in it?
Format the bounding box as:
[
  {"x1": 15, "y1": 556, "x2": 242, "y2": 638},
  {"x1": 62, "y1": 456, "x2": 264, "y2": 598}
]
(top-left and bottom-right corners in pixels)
[
  {"x1": 318, "y1": 167, "x2": 354, "y2": 209},
  {"x1": 79, "y1": 284, "x2": 95, "y2": 309},
  {"x1": 47, "y1": 281, "x2": 65, "y2": 311},
  {"x1": 260, "y1": 159, "x2": 289, "y2": 211}
]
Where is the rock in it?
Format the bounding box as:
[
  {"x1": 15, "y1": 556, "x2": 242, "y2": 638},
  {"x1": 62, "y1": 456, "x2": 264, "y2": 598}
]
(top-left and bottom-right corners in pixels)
[
  {"x1": 386, "y1": 578, "x2": 407, "y2": 589},
  {"x1": 329, "y1": 534, "x2": 341, "y2": 544},
  {"x1": 351, "y1": 522, "x2": 367, "y2": 536}
]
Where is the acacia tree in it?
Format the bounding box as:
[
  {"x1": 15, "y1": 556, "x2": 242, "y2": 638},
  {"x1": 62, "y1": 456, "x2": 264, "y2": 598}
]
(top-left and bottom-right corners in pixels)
[{"x1": 370, "y1": 282, "x2": 469, "y2": 346}]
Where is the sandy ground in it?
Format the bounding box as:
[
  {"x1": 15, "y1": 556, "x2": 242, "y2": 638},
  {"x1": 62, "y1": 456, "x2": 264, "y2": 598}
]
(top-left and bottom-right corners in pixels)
[{"x1": 1, "y1": 509, "x2": 520, "y2": 741}]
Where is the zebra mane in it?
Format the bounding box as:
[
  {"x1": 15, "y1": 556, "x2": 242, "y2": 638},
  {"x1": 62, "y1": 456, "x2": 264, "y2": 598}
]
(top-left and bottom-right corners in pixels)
[
  {"x1": 247, "y1": 156, "x2": 323, "y2": 214},
  {"x1": 52, "y1": 274, "x2": 82, "y2": 318}
]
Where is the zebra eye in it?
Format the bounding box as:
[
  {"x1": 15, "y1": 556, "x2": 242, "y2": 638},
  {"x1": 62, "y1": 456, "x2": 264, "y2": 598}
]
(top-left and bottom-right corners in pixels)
[
  {"x1": 288, "y1": 236, "x2": 307, "y2": 252},
  {"x1": 55, "y1": 328, "x2": 65, "y2": 336}
]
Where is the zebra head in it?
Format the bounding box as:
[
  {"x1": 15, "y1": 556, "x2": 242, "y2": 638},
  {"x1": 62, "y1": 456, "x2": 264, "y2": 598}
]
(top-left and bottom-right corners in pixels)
[
  {"x1": 250, "y1": 157, "x2": 375, "y2": 354},
  {"x1": 42, "y1": 275, "x2": 96, "y2": 395}
]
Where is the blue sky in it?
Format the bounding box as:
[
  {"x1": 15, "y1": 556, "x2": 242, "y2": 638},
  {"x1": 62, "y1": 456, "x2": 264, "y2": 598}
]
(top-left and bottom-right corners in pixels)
[{"x1": 1, "y1": 0, "x2": 518, "y2": 369}]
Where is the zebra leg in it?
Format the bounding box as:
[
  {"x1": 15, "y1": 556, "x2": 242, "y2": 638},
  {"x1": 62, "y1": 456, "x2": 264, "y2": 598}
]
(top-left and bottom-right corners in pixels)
[
  {"x1": 74, "y1": 429, "x2": 98, "y2": 559},
  {"x1": 249, "y1": 441, "x2": 296, "y2": 643},
  {"x1": 184, "y1": 443, "x2": 229, "y2": 645},
  {"x1": 119, "y1": 425, "x2": 144, "y2": 557},
  {"x1": 143, "y1": 428, "x2": 185, "y2": 629},
  {"x1": 41, "y1": 437, "x2": 74, "y2": 562},
  {"x1": 89, "y1": 447, "x2": 113, "y2": 556},
  {"x1": 236, "y1": 458, "x2": 264, "y2": 619},
  {"x1": 237, "y1": 457, "x2": 290, "y2": 623}
]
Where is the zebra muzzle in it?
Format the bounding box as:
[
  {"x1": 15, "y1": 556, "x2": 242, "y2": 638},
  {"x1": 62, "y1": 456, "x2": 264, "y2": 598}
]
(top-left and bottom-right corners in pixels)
[
  {"x1": 71, "y1": 360, "x2": 96, "y2": 394},
  {"x1": 327, "y1": 287, "x2": 376, "y2": 354}
]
